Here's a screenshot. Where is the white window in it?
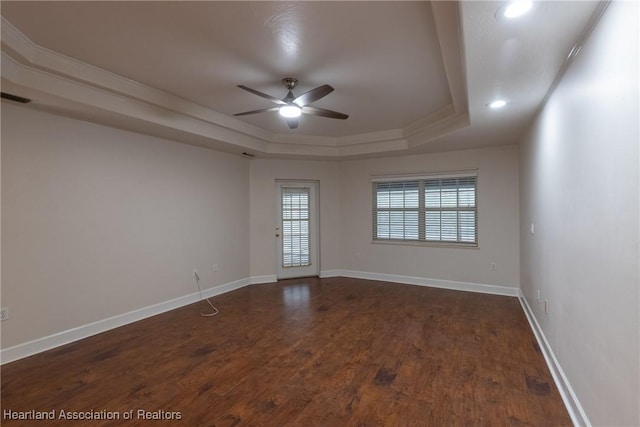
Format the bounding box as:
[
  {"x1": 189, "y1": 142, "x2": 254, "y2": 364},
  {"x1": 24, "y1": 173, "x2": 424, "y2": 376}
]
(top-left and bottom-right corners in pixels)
[{"x1": 372, "y1": 173, "x2": 477, "y2": 246}]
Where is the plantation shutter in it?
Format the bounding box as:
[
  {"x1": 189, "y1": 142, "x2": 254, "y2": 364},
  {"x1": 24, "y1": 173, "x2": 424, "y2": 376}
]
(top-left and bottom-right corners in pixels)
[{"x1": 372, "y1": 171, "x2": 478, "y2": 245}]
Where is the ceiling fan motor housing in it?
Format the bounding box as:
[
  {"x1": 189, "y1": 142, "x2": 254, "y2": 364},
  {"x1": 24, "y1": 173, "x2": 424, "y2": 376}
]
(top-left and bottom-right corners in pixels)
[{"x1": 282, "y1": 78, "x2": 298, "y2": 90}]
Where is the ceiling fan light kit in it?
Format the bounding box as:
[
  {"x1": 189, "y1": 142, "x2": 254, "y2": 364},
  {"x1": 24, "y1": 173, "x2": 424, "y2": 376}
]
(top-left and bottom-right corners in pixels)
[
  {"x1": 234, "y1": 78, "x2": 349, "y2": 129},
  {"x1": 279, "y1": 105, "x2": 301, "y2": 118}
]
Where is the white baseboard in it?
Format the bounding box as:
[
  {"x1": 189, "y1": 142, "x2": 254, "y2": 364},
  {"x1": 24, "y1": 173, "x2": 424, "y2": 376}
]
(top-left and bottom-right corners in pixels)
[
  {"x1": 250, "y1": 275, "x2": 277, "y2": 284},
  {"x1": 0, "y1": 272, "x2": 520, "y2": 366},
  {"x1": 1, "y1": 270, "x2": 586, "y2": 426},
  {"x1": 0, "y1": 277, "x2": 251, "y2": 365},
  {"x1": 337, "y1": 269, "x2": 520, "y2": 297},
  {"x1": 319, "y1": 269, "x2": 343, "y2": 278},
  {"x1": 518, "y1": 291, "x2": 591, "y2": 427}
]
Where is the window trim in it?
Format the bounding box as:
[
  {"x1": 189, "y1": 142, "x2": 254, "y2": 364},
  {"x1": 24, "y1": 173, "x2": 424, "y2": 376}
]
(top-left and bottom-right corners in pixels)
[{"x1": 371, "y1": 170, "x2": 478, "y2": 247}]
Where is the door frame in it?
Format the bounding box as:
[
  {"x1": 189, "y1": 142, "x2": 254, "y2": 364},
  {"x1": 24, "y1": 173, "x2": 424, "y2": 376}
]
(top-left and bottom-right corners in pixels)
[{"x1": 275, "y1": 180, "x2": 320, "y2": 279}]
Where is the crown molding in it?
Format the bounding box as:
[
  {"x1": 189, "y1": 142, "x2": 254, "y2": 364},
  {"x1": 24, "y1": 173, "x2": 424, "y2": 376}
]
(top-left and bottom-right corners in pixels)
[
  {"x1": 0, "y1": 16, "x2": 272, "y2": 141},
  {"x1": 1, "y1": 53, "x2": 271, "y2": 152},
  {"x1": 1, "y1": 5, "x2": 469, "y2": 159},
  {"x1": 431, "y1": 1, "x2": 468, "y2": 114}
]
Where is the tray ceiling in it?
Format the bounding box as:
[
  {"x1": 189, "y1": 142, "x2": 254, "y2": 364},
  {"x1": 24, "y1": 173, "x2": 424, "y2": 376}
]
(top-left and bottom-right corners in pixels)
[{"x1": 1, "y1": 1, "x2": 601, "y2": 159}]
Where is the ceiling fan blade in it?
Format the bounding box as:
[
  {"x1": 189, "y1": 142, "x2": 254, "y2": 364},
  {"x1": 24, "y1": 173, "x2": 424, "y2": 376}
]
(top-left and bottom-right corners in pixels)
[
  {"x1": 237, "y1": 85, "x2": 286, "y2": 105},
  {"x1": 302, "y1": 105, "x2": 349, "y2": 120},
  {"x1": 233, "y1": 106, "x2": 279, "y2": 117},
  {"x1": 286, "y1": 118, "x2": 299, "y2": 129},
  {"x1": 293, "y1": 84, "x2": 334, "y2": 107}
]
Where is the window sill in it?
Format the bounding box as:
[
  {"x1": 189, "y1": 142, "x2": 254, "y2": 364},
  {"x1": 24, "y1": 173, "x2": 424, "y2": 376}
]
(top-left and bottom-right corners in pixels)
[{"x1": 371, "y1": 239, "x2": 479, "y2": 249}]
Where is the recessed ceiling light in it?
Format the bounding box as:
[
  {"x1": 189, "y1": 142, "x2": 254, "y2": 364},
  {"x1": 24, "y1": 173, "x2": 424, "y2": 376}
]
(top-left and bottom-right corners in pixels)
[
  {"x1": 488, "y1": 100, "x2": 507, "y2": 109},
  {"x1": 503, "y1": 1, "x2": 533, "y2": 19},
  {"x1": 279, "y1": 104, "x2": 302, "y2": 118}
]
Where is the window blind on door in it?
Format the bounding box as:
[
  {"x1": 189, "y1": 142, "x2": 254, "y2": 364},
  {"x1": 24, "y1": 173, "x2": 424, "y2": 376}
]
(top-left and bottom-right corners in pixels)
[{"x1": 281, "y1": 187, "x2": 311, "y2": 267}]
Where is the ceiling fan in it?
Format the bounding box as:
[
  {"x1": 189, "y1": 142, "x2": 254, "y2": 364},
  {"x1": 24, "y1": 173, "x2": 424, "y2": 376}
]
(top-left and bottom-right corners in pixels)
[{"x1": 233, "y1": 78, "x2": 348, "y2": 129}]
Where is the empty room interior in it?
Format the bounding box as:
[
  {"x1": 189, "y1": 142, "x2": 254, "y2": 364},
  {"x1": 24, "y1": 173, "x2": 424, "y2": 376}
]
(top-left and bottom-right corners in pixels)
[{"x1": 1, "y1": 1, "x2": 638, "y2": 426}]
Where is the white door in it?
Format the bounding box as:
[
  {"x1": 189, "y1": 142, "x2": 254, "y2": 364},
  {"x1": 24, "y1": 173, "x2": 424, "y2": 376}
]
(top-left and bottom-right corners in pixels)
[{"x1": 276, "y1": 181, "x2": 319, "y2": 279}]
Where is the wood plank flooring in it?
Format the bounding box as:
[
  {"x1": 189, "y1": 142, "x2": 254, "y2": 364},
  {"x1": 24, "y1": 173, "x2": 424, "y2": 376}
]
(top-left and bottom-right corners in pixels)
[{"x1": 1, "y1": 277, "x2": 571, "y2": 426}]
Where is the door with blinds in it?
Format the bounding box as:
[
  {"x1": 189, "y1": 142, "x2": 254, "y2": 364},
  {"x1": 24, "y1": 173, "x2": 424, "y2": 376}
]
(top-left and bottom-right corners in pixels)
[{"x1": 276, "y1": 181, "x2": 319, "y2": 279}]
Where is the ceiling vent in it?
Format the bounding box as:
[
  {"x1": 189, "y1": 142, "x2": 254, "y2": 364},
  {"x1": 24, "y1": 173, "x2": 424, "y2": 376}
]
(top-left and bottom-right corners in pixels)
[{"x1": 1, "y1": 92, "x2": 31, "y2": 103}]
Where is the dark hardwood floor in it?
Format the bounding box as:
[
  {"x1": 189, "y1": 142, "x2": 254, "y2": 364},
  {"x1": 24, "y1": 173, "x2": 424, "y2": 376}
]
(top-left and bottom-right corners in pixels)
[{"x1": 1, "y1": 277, "x2": 571, "y2": 426}]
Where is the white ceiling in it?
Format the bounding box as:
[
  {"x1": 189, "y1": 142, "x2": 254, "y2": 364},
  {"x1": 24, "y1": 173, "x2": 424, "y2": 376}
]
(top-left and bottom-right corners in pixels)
[{"x1": 1, "y1": 1, "x2": 601, "y2": 159}]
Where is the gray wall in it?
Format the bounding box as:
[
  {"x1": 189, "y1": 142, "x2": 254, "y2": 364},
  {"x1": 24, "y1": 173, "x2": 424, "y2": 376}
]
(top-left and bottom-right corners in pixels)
[
  {"x1": 518, "y1": 2, "x2": 639, "y2": 424},
  {"x1": 2, "y1": 104, "x2": 250, "y2": 348},
  {"x1": 340, "y1": 146, "x2": 520, "y2": 288}
]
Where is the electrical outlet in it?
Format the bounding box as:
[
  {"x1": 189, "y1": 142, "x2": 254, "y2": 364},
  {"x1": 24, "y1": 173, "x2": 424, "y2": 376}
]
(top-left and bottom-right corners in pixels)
[
  {"x1": 192, "y1": 269, "x2": 199, "y2": 280},
  {"x1": 490, "y1": 262, "x2": 497, "y2": 271},
  {"x1": 0, "y1": 307, "x2": 9, "y2": 321}
]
